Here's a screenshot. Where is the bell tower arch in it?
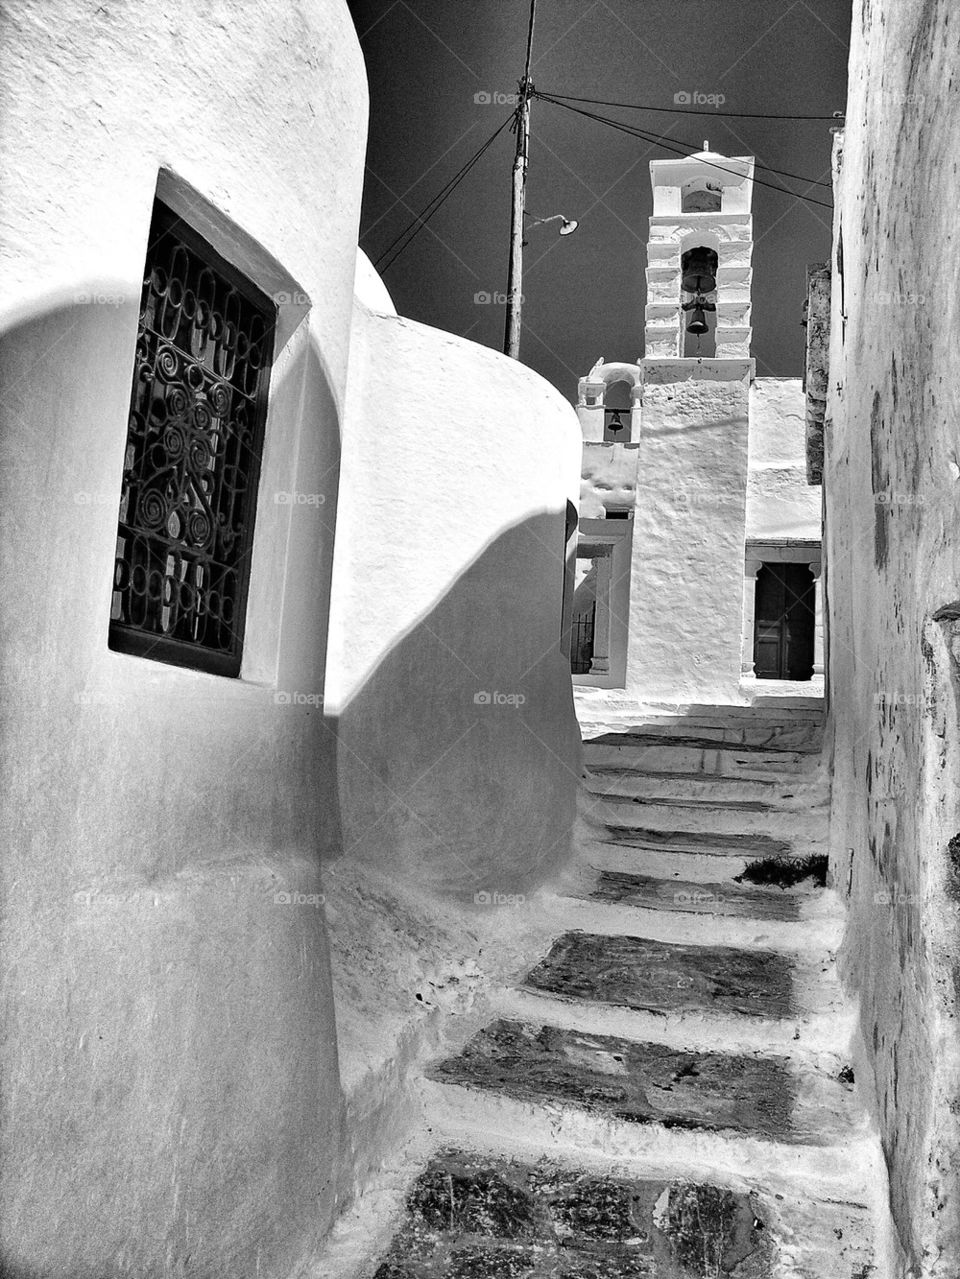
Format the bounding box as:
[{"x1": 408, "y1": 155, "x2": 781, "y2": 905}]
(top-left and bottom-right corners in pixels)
[{"x1": 643, "y1": 147, "x2": 755, "y2": 360}]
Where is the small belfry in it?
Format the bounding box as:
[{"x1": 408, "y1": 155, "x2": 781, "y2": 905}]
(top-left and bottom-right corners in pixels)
[
  {"x1": 571, "y1": 148, "x2": 823, "y2": 707},
  {"x1": 644, "y1": 145, "x2": 754, "y2": 360}
]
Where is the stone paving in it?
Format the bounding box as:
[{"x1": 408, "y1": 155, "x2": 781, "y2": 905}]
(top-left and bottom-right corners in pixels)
[
  {"x1": 350, "y1": 707, "x2": 887, "y2": 1278},
  {"x1": 520, "y1": 933, "x2": 794, "y2": 1018},
  {"x1": 373, "y1": 1150, "x2": 775, "y2": 1277}
]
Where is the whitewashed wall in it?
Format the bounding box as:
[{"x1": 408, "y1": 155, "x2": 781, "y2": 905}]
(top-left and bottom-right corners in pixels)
[
  {"x1": 325, "y1": 285, "x2": 584, "y2": 900},
  {"x1": 746, "y1": 378, "x2": 821, "y2": 541},
  {"x1": 824, "y1": 2, "x2": 960, "y2": 1272},
  {"x1": 0, "y1": 2, "x2": 365, "y2": 1275}
]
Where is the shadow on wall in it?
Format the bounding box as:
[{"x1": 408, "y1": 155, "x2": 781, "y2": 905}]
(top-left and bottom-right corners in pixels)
[
  {"x1": 331, "y1": 508, "x2": 581, "y2": 902},
  {"x1": 1, "y1": 296, "x2": 582, "y2": 1276},
  {"x1": 0, "y1": 296, "x2": 345, "y2": 1279}
]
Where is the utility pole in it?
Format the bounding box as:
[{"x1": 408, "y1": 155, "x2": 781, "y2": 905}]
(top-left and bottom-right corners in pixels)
[{"x1": 503, "y1": 0, "x2": 537, "y2": 360}]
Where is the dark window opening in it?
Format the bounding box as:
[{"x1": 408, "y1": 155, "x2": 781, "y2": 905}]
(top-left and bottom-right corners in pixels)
[
  {"x1": 571, "y1": 604, "x2": 596, "y2": 675},
  {"x1": 605, "y1": 510, "x2": 631, "y2": 519},
  {"x1": 753, "y1": 562, "x2": 815, "y2": 680},
  {"x1": 109, "y1": 200, "x2": 276, "y2": 677}
]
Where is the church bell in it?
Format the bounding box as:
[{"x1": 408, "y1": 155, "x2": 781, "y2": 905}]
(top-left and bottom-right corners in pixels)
[
  {"x1": 685, "y1": 305, "x2": 709, "y2": 336},
  {"x1": 680, "y1": 247, "x2": 718, "y2": 295}
]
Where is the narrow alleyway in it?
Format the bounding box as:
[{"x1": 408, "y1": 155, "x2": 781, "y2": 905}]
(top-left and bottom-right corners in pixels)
[{"x1": 324, "y1": 705, "x2": 891, "y2": 1278}]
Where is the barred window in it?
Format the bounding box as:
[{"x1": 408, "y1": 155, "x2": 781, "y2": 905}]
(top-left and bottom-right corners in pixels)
[{"x1": 110, "y1": 200, "x2": 275, "y2": 676}]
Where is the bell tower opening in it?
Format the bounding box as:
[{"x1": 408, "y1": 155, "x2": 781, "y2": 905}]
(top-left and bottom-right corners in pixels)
[
  {"x1": 643, "y1": 149, "x2": 754, "y2": 360},
  {"x1": 681, "y1": 179, "x2": 722, "y2": 213},
  {"x1": 681, "y1": 245, "x2": 718, "y2": 357},
  {"x1": 603, "y1": 378, "x2": 633, "y2": 441}
]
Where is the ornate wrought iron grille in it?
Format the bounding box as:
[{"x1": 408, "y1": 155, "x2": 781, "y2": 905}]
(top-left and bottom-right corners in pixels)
[{"x1": 109, "y1": 201, "x2": 275, "y2": 676}]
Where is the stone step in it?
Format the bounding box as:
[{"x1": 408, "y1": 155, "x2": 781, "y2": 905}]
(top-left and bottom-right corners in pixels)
[
  {"x1": 583, "y1": 767, "x2": 826, "y2": 808},
  {"x1": 582, "y1": 739, "x2": 821, "y2": 779},
  {"x1": 317, "y1": 1131, "x2": 880, "y2": 1279},
  {"x1": 587, "y1": 867, "x2": 821, "y2": 921},
  {"x1": 495, "y1": 981, "x2": 853, "y2": 1061},
  {"x1": 579, "y1": 718, "x2": 823, "y2": 753},
  {"x1": 368, "y1": 1147, "x2": 874, "y2": 1279},
  {"x1": 574, "y1": 836, "x2": 833, "y2": 897},
  {"x1": 531, "y1": 890, "x2": 843, "y2": 962},
  {"x1": 522, "y1": 932, "x2": 803, "y2": 1020},
  {"x1": 585, "y1": 825, "x2": 795, "y2": 860},
  {"x1": 424, "y1": 1020, "x2": 867, "y2": 1153},
  {"x1": 585, "y1": 794, "x2": 829, "y2": 841}
]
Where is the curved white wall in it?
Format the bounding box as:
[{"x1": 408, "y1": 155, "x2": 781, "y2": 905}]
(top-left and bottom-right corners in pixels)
[
  {"x1": 0, "y1": 2, "x2": 367, "y2": 1275},
  {"x1": 326, "y1": 295, "x2": 584, "y2": 900}
]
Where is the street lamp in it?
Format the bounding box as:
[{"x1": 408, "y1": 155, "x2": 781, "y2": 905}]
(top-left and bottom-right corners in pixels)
[
  {"x1": 522, "y1": 212, "x2": 579, "y2": 244},
  {"x1": 502, "y1": 0, "x2": 580, "y2": 360}
]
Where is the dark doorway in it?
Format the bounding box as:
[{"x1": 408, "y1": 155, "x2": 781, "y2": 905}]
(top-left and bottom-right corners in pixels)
[
  {"x1": 571, "y1": 604, "x2": 596, "y2": 675},
  {"x1": 753, "y1": 563, "x2": 815, "y2": 680}
]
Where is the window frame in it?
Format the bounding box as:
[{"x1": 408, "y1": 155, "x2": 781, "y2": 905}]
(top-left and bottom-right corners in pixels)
[{"x1": 108, "y1": 199, "x2": 277, "y2": 678}]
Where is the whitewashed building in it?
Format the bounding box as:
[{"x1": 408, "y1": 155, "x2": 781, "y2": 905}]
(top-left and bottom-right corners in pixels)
[{"x1": 571, "y1": 149, "x2": 823, "y2": 706}]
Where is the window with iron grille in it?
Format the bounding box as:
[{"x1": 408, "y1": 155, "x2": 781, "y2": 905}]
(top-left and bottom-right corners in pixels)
[{"x1": 109, "y1": 200, "x2": 276, "y2": 676}]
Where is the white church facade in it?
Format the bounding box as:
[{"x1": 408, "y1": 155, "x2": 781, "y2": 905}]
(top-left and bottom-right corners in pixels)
[{"x1": 570, "y1": 149, "x2": 823, "y2": 706}]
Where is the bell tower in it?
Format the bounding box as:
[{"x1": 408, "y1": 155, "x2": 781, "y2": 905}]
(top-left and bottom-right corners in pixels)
[
  {"x1": 643, "y1": 147, "x2": 754, "y2": 359},
  {"x1": 569, "y1": 148, "x2": 766, "y2": 706},
  {"x1": 622, "y1": 147, "x2": 757, "y2": 703}
]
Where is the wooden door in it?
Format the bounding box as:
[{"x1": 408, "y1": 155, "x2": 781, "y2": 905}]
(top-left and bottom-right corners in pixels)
[{"x1": 753, "y1": 563, "x2": 815, "y2": 680}]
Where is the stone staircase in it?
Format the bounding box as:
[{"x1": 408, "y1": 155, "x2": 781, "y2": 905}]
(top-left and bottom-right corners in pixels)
[{"x1": 318, "y1": 707, "x2": 891, "y2": 1278}]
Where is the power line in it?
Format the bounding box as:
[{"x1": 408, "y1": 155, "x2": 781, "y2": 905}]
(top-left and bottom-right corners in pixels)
[
  {"x1": 534, "y1": 92, "x2": 835, "y2": 209},
  {"x1": 537, "y1": 88, "x2": 843, "y2": 123},
  {"x1": 535, "y1": 91, "x2": 833, "y2": 194},
  {"x1": 373, "y1": 112, "x2": 514, "y2": 274}
]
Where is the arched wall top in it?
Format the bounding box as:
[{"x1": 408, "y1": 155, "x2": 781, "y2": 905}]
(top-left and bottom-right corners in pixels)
[
  {"x1": 679, "y1": 229, "x2": 721, "y2": 256},
  {"x1": 582, "y1": 361, "x2": 642, "y2": 387}
]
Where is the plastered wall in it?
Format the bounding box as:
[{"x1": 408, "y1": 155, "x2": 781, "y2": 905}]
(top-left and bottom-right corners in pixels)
[
  {"x1": 626, "y1": 359, "x2": 752, "y2": 703},
  {"x1": 325, "y1": 299, "x2": 583, "y2": 902},
  {"x1": 824, "y1": 2, "x2": 960, "y2": 1272},
  {"x1": 746, "y1": 378, "x2": 821, "y2": 542},
  {"x1": 0, "y1": 2, "x2": 366, "y2": 1274}
]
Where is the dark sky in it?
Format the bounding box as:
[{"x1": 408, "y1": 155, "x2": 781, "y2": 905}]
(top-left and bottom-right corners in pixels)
[{"x1": 347, "y1": 0, "x2": 850, "y2": 395}]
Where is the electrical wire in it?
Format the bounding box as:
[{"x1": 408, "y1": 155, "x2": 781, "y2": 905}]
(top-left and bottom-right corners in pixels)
[
  {"x1": 534, "y1": 92, "x2": 834, "y2": 209},
  {"x1": 373, "y1": 112, "x2": 514, "y2": 273},
  {"x1": 537, "y1": 89, "x2": 842, "y2": 123},
  {"x1": 535, "y1": 90, "x2": 833, "y2": 194}
]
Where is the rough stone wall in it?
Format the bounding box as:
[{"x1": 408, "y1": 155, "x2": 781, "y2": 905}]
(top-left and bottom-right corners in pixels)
[
  {"x1": 0, "y1": 2, "x2": 367, "y2": 1275},
  {"x1": 824, "y1": 2, "x2": 960, "y2": 1273},
  {"x1": 803, "y1": 263, "x2": 831, "y2": 484}
]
